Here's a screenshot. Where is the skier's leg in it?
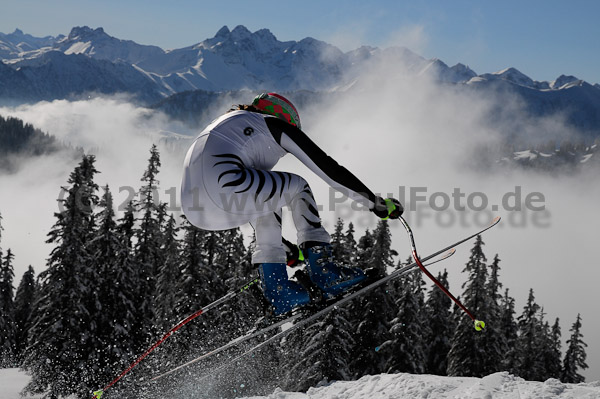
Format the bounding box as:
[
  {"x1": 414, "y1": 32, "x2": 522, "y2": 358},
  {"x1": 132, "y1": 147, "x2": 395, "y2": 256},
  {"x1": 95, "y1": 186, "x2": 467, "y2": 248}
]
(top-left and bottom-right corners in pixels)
[
  {"x1": 273, "y1": 176, "x2": 366, "y2": 297},
  {"x1": 251, "y1": 212, "x2": 310, "y2": 315}
]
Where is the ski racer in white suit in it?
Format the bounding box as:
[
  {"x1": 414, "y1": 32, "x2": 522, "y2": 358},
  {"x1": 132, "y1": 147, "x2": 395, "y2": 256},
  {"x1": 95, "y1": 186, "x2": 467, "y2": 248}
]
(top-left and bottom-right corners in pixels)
[{"x1": 181, "y1": 93, "x2": 403, "y2": 315}]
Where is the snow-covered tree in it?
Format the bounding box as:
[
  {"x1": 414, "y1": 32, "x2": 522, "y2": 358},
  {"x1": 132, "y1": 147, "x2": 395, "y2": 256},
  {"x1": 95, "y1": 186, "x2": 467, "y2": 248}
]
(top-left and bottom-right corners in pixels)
[
  {"x1": 214, "y1": 228, "x2": 259, "y2": 345},
  {"x1": 423, "y1": 270, "x2": 454, "y2": 375},
  {"x1": 355, "y1": 228, "x2": 374, "y2": 267},
  {"x1": 561, "y1": 314, "x2": 588, "y2": 383},
  {"x1": 541, "y1": 317, "x2": 563, "y2": 380},
  {"x1": 171, "y1": 218, "x2": 223, "y2": 360},
  {"x1": 514, "y1": 289, "x2": 545, "y2": 380},
  {"x1": 349, "y1": 221, "x2": 397, "y2": 378},
  {"x1": 13, "y1": 266, "x2": 36, "y2": 364},
  {"x1": 0, "y1": 248, "x2": 16, "y2": 367},
  {"x1": 479, "y1": 254, "x2": 506, "y2": 375},
  {"x1": 133, "y1": 145, "x2": 164, "y2": 348},
  {"x1": 447, "y1": 235, "x2": 489, "y2": 377},
  {"x1": 382, "y1": 270, "x2": 428, "y2": 374},
  {"x1": 24, "y1": 155, "x2": 100, "y2": 397},
  {"x1": 499, "y1": 288, "x2": 519, "y2": 373},
  {"x1": 342, "y1": 222, "x2": 358, "y2": 265},
  {"x1": 330, "y1": 218, "x2": 345, "y2": 260},
  {"x1": 88, "y1": 186, "x2": 138, "y2": 391},
  {"x1": 282, "y1": 307, "x2": 355, "y2": 392},
  {"x1": 154, "y1": 209, "x2": 180, "y2": 331}
]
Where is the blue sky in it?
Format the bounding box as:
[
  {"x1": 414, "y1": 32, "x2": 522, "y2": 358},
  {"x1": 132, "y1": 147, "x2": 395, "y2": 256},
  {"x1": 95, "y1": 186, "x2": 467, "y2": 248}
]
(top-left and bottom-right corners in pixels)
[{"x1": 2, "y1": 0, "x2": 600, "y2": 83}]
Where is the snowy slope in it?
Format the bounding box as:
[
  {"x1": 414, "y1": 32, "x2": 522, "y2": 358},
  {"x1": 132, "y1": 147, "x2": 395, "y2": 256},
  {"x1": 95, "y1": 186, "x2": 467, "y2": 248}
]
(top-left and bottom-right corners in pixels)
[
  {"x1": 241, "y1": 372, "x2": 600, "y2": 399},
  {"x1": 0, "y1": 29, "x2": 61, "y2": 60},
  {"x1": 0, "y1": 368, "x2": 43, "y2": 399},
  {"x1": 2, "y1": 368, "x2": 599, "y2": 399}
]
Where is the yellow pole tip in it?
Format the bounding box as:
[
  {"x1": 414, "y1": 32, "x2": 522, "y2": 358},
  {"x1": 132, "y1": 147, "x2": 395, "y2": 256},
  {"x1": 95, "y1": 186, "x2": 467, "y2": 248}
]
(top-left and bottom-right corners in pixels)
[{"x1": 474, "y1": 320, "x2": 486, "y2": 331}]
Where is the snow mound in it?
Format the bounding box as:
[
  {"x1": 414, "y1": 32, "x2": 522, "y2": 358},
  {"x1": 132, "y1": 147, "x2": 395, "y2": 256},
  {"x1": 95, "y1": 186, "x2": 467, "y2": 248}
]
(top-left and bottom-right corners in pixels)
[
  {"x1": 0, "y1": 368, "x2": 43, "y2": 399},
  {"x1": 243, "y1": 372, "x2": 600, "y2": 399}
]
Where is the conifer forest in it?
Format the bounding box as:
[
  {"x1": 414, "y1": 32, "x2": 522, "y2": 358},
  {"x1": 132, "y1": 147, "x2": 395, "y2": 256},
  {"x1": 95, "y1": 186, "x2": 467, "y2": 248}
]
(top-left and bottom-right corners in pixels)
[{"x1": 0, "y1": 146, "x2": 589, "y2": 399}]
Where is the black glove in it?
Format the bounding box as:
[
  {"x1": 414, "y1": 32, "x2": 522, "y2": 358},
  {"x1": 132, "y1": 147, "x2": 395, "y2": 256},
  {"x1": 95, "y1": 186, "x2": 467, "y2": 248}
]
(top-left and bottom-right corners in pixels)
[
  {"x1": 372, "y1": 197, "x2": 404, "y2": 220},
  {"x1": 282, "y1": 237, "x2": 304, "y2": 266}
]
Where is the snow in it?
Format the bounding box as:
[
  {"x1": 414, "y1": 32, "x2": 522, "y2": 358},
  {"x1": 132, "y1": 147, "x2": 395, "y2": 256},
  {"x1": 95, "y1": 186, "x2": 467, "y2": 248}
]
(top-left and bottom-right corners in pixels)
[
  {"x1": 0, "y1": 368, "x2": 42, "y2": 399},
  {"x1": 64, "y1": 41, "x2": 92, "y2": 55},
  {"x1": 580, "y1": 154, "x2": 593, "y2": 163},
  {"x1": 240, "y1": 372, "x2": 600, "y2": 399},
  {"x1": 513, "y1": 150, "x2": 538, "y2": 161},
  {"x1": 2, "y1": 367, "x2": 600, "y2": 398}
]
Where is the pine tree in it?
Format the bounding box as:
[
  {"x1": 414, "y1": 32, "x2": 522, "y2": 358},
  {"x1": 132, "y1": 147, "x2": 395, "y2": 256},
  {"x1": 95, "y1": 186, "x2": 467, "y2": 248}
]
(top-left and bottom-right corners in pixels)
[
  {"x1": 133, "y1": 145, "x2": 164, "y2": 349},
  {"x1": 561, "y1": 314, "x2": 588, "y2": 383},
  {"x1": 355, "y1": 229, "x2": 374, "y2": 267},
  {"x1": 382, "y1": 270, "x2": 428, "y2": 374},
  {"x1": 13, "y1": 266, "x2": 36, "y2": 364},
  {"x1": 499, "y1": 288, "x2": 519, "y2": 373},
  {"x1": 447, "y1": 235, "x2": 489, "y2": 377},
  {"x1": 480, "y1": 254, "x2": 506, "y2": 375},
  {"x1": 24, "y1": 155, "x2": 100, "y2": 397},
  {"x1": 154, "y1": 208, "x2": 180, "y2": 332},
  {"x1": 172, "y1": 218, "x2": 222, "y2": 359},
  {"x1": 330, "y1": 218, "x2": 345, "y2": 261},
  {"x1": 89, "y1": 186, "x2": 138, "y2": 392},
  {"x1": 349, "y1": 222, "x2": 397, "y2": 378},
  {"x1": 423, "y1": 270, "x2": 454, "y2": 375},
  {"x1": 514, "y1": 289, "x2": 545, "y2": 380},
  {"x1": 367, "y1": 220, "x2": 397, "y2": 272},
  {"x1": 541, "y1": 317, "x2": 563, "y2": 379},
  {"x1": 214, "y1": 228, "x2": 257, "y2": 344},
  {"x1": 342, "y1": 222, "x2": 358, "y2": 265},
  {"x1": 0, "y1": 248, "x2": 16, "y2": 367},
  {"x1": 331, "y1": 219, "x2": 359, "y2": 267},
  {"x1": 282, "y1": 307, "x2": 355, "y2": 392}
]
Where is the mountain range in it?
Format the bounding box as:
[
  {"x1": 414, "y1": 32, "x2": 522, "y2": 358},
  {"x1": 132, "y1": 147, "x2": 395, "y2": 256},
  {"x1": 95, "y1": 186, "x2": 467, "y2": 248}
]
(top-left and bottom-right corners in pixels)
[{"x1": 1, "y1": 25, "x2": 600, "y2": 140}]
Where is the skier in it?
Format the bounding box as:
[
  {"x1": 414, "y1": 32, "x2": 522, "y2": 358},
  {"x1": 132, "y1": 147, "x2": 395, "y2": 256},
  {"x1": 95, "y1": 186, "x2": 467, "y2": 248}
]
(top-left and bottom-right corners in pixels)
[{"x1": 181, "y1": 93, "x2": 403, "y2": 315}]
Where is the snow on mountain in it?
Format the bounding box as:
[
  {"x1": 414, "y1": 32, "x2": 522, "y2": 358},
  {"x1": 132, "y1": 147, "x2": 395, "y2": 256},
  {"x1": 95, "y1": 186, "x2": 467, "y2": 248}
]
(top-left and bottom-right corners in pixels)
[
  {"x1": 0, "y1": 51, "x2": 167, "y2": 104},
  {"x1": 551, "y1": 74, "x2": 581, "y2": 90},
  {"x1": 1, "y1": 25, "x2": 600, "y2": 137},
  {"x1": 135, "y1": 25, "x2": 348, "y2": 92},
  {"x1": 476, "y1": 67, "x2": 551, "y2": 90},
  {"x1": 420, "y1": 59, "x2": 477, "y2": 83},
  {"x1": 0, "y1": 28, "x2": 61, "y2": 60},
  {"x1": 53, "y1": 26, "x2": 165, "y2": 65}
]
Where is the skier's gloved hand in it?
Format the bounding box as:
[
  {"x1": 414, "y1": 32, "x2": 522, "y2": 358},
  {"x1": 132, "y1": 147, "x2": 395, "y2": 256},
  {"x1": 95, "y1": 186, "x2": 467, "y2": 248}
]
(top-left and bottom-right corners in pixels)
[
  {"x1": 372, "y1": 197, "x2": 404, "y2": 220},
  {"x1": 282, "y1": 237, "x2": 304, "y2": 267},
  {"x1": 286, "y1": 245, "x2": 305, "y2": 267}
]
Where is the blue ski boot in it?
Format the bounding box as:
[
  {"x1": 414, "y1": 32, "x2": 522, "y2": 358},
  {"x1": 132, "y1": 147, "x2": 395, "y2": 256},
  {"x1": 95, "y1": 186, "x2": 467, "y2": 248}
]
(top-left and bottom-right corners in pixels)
[
  {"x1": 302, "y1": 242, "x2": 366, "y2": 298},
  {"x1": 258, "y1": 262, "x2": 311, "y2": 316}
]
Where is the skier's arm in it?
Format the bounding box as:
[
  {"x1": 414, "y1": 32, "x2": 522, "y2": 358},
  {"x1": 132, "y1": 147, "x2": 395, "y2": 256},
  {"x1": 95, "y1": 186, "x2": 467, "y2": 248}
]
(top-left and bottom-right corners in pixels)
[{"x1": 265, "y1": 117, "x2": 381, "y2": 211}]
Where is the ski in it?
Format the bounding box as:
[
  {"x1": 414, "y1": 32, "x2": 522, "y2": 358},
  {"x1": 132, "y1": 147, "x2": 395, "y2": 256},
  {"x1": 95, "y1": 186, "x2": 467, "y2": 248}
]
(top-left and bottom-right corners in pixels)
[
  {"x1": 167, "y1": 217, "x2": 501, "y2": 383},
  {"x1": 92, "y1": 277, "x2": 261, "y2": 398},
  {"x1": 150, "y1": 246, "x2": 457, "y2": 383}
]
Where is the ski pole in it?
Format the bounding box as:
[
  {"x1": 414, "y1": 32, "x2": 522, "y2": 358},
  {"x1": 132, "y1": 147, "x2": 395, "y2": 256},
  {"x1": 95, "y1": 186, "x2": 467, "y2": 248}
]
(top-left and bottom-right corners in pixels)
[
  {"x1": 398, "y1": 216, "x2": 485, "y2": 332},
  {"x1": 92, "y1": 277, "x2": 261, "y2": 398}
]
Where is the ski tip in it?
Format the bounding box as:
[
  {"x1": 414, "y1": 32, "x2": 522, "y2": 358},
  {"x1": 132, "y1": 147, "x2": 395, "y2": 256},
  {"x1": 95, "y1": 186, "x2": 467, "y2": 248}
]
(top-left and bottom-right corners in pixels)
[{"x1": 491, "y1": 216, "x2": 501, "y2": 226}]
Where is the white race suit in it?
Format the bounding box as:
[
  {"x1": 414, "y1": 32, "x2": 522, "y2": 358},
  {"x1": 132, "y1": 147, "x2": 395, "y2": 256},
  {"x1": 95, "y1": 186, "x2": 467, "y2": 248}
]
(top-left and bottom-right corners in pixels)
[{"x1": 181, "y1": 110, "x2": 380, "y2": 264}]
